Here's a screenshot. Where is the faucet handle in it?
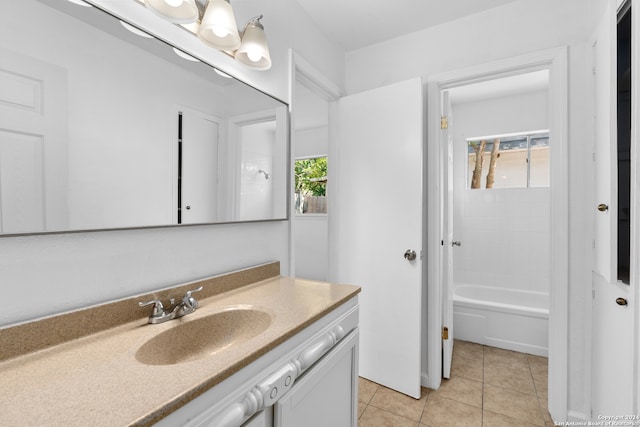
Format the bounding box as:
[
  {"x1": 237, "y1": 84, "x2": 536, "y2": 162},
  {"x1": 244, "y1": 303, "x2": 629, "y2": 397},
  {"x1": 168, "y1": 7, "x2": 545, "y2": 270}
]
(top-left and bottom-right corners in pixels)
[
  {"x1": 183, "y1": 286, "x2": 204, "y2": 309},
  {"x1": 138, "y1": 299, "x2": 165, "y2": 317}
]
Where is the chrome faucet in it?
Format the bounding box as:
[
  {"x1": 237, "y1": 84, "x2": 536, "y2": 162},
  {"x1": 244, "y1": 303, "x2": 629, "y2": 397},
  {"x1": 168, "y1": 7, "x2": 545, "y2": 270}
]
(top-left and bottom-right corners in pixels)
[{"x1": 138, "y1": 286, "x2": 203, "y2": 324}]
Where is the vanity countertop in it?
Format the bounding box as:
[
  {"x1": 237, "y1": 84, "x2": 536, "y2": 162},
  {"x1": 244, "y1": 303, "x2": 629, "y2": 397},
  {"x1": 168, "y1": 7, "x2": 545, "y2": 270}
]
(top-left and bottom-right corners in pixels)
[{"x1": 0, "y1": 273, "x2": 360, "y2": 426}]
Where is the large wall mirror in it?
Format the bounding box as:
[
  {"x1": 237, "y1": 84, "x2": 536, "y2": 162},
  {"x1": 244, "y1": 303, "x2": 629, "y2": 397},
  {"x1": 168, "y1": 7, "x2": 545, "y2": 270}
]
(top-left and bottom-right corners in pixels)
[{"x1": 0, "y1": 0, "x2": 289, "y2": 235}]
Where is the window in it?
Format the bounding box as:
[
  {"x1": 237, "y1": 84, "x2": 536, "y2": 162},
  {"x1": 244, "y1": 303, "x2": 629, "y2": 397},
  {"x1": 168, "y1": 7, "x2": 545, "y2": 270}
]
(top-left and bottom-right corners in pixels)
[
  {"x1": 466, "y1": 130, "x2": 549, "y2": 189},
  {"x1": 294, "y1": 156, "x2": 327, "y2": 214}
]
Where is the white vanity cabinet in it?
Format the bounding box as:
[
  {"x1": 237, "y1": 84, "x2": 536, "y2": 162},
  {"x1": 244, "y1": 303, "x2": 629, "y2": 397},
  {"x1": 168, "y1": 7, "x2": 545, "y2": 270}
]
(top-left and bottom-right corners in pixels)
[
  {"x1": 273, "y1": 330, "x2": 358, "y2": 427},
  {"x1": 154, "y1": 297, "x2": 359, "y2": 427}
]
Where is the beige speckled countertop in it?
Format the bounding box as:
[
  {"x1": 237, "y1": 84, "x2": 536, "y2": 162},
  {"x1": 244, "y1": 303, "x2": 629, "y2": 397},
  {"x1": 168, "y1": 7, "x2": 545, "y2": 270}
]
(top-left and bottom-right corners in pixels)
[{"x1": 0, "y1": 264, "x2": 360, "y2": 426}]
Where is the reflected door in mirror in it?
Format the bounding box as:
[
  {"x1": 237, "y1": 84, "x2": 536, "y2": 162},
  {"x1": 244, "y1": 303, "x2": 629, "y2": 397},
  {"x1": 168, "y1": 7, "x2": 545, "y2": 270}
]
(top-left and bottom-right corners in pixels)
[
  {"x1": 0, "y1": 48, "x2": 68, "y2": 233},
  {"x1": 179, "y1": 108, "x2": 221, "y2": 224}
]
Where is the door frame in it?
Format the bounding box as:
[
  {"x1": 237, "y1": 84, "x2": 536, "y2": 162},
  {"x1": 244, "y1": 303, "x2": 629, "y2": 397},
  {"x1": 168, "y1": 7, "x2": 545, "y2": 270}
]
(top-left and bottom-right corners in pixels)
[
  {"x1": 630, "y1": 0, "x2": 640, "y2": 415},
  {"x1": 425, "y1": 47, "x2": 569, "y2": 420},
  {"x1": 289, "y1": 50, "x2": 343, "y2": 277}
]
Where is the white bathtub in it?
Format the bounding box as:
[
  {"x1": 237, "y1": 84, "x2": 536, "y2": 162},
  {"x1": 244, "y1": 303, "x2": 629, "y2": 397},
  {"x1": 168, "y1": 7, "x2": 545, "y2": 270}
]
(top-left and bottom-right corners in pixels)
[{"x1": 453, "y1": 284, "x2": 549, "y2": 356}]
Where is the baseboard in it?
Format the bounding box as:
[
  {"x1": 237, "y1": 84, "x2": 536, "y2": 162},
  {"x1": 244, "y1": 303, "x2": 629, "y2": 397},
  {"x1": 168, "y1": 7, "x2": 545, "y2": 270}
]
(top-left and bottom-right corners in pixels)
[{"x1": 567, "y1": 410, "x2": 589, "y2": 422}]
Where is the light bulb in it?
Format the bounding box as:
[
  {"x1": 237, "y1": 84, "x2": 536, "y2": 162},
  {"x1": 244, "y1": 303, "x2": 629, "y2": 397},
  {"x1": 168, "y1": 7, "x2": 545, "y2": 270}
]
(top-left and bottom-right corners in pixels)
[
  {"x1": 164, "y1": 0, "x2": 184, "y2": 6},
  {"x1": 247, "y1": 49, "x2": 262, "y2": 62},
  {"x1": 212, "y1": 26, "x2": 230, "y2": 38}
]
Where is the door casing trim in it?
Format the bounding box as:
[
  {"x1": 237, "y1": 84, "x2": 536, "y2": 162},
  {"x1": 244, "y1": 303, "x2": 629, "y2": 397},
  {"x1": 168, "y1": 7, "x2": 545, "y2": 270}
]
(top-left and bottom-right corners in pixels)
[{"x1": 424, "y1": 46, "x2": 569, "y2": 421}]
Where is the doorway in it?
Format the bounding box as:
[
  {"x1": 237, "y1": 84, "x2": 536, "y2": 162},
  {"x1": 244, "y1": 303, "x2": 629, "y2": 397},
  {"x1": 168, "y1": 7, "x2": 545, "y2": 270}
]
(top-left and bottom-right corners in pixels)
[
  {"x1": 447, "y1": 71, "x2": 552, "y2": 358},
  {"x1": 426, "y1": 48, "x2": 569, "y2": 421},
  {"x1": 292, "y1": 80, "x2": 330, "y2": 281}
]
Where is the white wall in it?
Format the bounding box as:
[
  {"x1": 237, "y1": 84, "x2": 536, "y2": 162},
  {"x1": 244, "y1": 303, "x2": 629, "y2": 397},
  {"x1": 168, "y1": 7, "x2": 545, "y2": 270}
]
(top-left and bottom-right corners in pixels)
[
  {"x1": 0, "y1": 0, "x2": 345, "y2": 328},
  {"x1": 295, "y1": 127, "x2": 329, "y2": 158},
  {"x1": 293, "y1": 127, "x2": 329, "y2": 281},
  {"x1": 344, "y1": 0, "x2": 600, "y2": 418},
  {"x1": 452, "y1": 90, "x2": 550, "y2": 294}
]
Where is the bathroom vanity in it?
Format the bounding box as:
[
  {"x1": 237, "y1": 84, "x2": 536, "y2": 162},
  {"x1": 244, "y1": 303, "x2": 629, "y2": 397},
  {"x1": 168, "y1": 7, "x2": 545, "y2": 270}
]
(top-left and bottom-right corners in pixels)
[{"x1": 0, "y1": 263, "x2": 360, "y2": 426}]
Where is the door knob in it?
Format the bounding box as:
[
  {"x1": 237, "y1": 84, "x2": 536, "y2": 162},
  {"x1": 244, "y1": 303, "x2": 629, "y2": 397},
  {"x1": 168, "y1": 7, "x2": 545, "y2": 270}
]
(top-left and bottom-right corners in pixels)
[
  {"x1": 597, "y1": 203, "x2": 608, "y2": 212},
  {"x1": 616, "y1": 297, "x2": 628, "y2": 306},
  {"x1": 404, "y1": 249, "x2": 417, "y2": 261},
  {"x1": 186, "y1": 206, "x2": 191, "y2": 210},
  {"x1": 451, "y1": 241, "x2": 462, "y2": 247}
]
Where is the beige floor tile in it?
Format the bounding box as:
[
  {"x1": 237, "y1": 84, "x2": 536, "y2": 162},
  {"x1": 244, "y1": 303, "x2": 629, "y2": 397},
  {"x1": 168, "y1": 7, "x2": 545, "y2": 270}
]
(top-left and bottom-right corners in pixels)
[
  {"x1": 359, "y1": 377, "x2": 380, "y2": 404},
  {"x1": 359, "y1": 345, "x2": 548, "y2": 427},
  {"x1": 530, "y1": 363, "x2": 548, "y2": 381},
  {"x1": 451, "y1": 352, "x2": 483, "y2": 382},
  {"x1": 484, "y1": 346, "x2": 528, "y2": 365},
  {"x1": 527, "y1": 354, "x2": 548, "y2": 367},
  {"x1": 454, "y1": 340, "x2": 484, "y2": 359},
  {"x1": 530, "y1": 363, "x2": 548, "y2": 396},
  {"x1": 358, "y1": 405, "x2": 418, "y2": 427},
  {"x1": 483, "y1": 410, "x2": 540, "y2": 426},
  {"x1": 484, "y1": 362, "x2": 536, "y2": 394},
  {"x1": 421, "y1": 396, "x2": 482, "y2": 427},
  {"x1": 369, "y1": 385, "x2": 427, "y2": 422},
  {"x1": 359, "y1": 401, "x2": 367, "y2": 419},
  {"x1": 432, "y1": 376, "x2": 483, "y2": 408},
  {"x1": 537, "y1": 394, "x2": 552, "y2": 424},
  {"x1": 484, "y1": 384, "x2": 545, "y2": 426}
]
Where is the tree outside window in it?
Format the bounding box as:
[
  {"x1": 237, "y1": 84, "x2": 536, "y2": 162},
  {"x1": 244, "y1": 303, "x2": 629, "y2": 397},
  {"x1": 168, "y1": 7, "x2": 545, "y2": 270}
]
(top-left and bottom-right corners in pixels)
[
  {"x1": 294, "y1": 156, "x2": 327, "y2": 214},
  {"x1": 467, "y1": 131, "x2": 549, "y2": 189}
]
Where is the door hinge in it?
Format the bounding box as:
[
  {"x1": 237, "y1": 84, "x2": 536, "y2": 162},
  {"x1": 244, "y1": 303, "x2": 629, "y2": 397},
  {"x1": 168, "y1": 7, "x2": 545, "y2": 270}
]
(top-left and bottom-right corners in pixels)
[
  {"x1": 440, "y1": 116, "x2": 448, "y2": 130},
  {"x1": 442, "y1": 326, "x2": 449, "y2": 340}
]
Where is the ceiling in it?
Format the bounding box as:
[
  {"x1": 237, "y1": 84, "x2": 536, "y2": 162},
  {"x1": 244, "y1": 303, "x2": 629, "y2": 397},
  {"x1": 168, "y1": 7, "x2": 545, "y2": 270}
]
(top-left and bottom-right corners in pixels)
[
  {"x1": 293, "y1": 0, "x2": 521, "y2": 51},
  {"x1": 448, "y1": 70, "x2": 549, "y2": 105}
]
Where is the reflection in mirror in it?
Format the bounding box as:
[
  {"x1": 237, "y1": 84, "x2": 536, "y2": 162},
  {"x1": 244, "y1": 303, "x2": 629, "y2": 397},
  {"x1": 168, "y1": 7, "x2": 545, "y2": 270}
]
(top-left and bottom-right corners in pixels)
[{"x1": 0, "y1": 0, "x2": 288, "y2": 235}]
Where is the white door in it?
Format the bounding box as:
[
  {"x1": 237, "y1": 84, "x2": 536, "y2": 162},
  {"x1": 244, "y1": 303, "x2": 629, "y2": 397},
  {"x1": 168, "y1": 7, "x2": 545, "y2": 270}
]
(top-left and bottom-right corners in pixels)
[
  {"x1": 441, "y1": 91, "x2": 455, "y2": 378},
  {"x1": 180, "y1": 108, "x2": 220, "y2": 224},
  {"x1": 0, "y1": 48, "x2": 67, "y2": 233},
  {"x1": 334, "y1": 78, "x2": 423, "y2": 398},
  {"x1": 591, "y1": 1, "x2": 635, "y2": 417}
]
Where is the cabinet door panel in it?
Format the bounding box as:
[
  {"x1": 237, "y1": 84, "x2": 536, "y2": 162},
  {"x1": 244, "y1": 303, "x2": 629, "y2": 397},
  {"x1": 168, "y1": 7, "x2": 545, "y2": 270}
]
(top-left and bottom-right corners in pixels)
[
  {"x1": 241, "y1": 408, "x2": 272, "y2": 427},
  {"x1": 274, "y1": 330, "x2": 358, "y2": 427}
]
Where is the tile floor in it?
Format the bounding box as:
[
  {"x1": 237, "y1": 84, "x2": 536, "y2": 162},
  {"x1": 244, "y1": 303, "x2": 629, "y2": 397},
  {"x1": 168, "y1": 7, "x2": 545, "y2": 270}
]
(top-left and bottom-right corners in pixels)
[{"x1": 358, "y1": 340, "x2": 552, "y2": 426}]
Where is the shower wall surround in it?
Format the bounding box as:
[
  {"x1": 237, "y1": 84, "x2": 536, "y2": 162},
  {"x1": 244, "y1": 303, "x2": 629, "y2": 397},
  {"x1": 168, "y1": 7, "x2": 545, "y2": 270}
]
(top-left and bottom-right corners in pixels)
[{"x1": 452, "y1": 90, "x2": 551, "y2": 293}]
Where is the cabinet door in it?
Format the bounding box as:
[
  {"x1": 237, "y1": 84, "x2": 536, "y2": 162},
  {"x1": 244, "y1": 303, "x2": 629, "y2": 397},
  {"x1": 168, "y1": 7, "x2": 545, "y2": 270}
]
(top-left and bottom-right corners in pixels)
[
  {"x1": 241, "y1": 408, "x2": 273, "y2": 427},
  {"x1": 274, "y1": 330, "x2": 359, "y2": 427}
]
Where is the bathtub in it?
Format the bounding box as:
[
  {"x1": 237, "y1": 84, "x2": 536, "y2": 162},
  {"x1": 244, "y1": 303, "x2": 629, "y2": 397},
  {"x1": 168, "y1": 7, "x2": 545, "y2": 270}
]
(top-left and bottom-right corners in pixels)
[{"x1": 453, "y1": 284, "x2": 549, "y2": 356}]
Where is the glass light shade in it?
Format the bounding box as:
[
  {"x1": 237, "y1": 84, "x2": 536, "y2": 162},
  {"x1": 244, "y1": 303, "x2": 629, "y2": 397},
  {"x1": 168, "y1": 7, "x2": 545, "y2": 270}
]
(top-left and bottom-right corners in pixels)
[
  {"x1": 235, "y1": 20, "x2": 271, "y2": 70},
  {"x1": 198, "y1": 0, "x2": 241, "y2": 51},
  {"x1": 145, "y1": 0, "x2": 198, "y2": 24}
]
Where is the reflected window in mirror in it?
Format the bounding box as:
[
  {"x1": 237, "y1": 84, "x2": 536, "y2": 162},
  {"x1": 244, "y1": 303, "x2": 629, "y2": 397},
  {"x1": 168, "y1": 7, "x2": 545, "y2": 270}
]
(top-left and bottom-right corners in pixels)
[{"x1": 466, "y1": 131, "x2": 549, "y2": 190}]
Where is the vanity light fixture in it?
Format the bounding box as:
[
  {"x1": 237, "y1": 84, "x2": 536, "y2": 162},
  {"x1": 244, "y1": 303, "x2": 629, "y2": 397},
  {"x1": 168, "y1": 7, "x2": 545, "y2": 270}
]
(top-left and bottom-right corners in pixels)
[
  {"x1": 173, "y1": 47, "x2": 200, "y2": 62},
  {"x1": 66, "y1": 0, "x2": 92, "y2": 6},
  {"x1": 120, "y1": 21, "x2": 154, "y2": 38},
  {"x1": 214, "y1": 68, "x2": 233, "y2": 78},
  {"x1": 235, "y1": 16, "x2": 271, "y2": 70},
  {"x1": 198, "y1": 0, "x2": 241, "y2": 51},
  {"x1": 145, "y1": 0, "x2": 199, "y2": 24},
  {"x1": 141, "y1": 0, "x2": 272, "y2": 70}
]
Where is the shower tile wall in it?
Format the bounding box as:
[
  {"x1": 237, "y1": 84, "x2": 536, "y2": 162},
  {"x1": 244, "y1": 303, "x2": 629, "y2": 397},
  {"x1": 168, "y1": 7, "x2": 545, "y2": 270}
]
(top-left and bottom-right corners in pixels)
[
  {"x1": 451, "y1": 90, "x2": 551, "y2": 293},
  {"x1": 455, "y1": 189, "x2": 551, "y2": 292}
]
